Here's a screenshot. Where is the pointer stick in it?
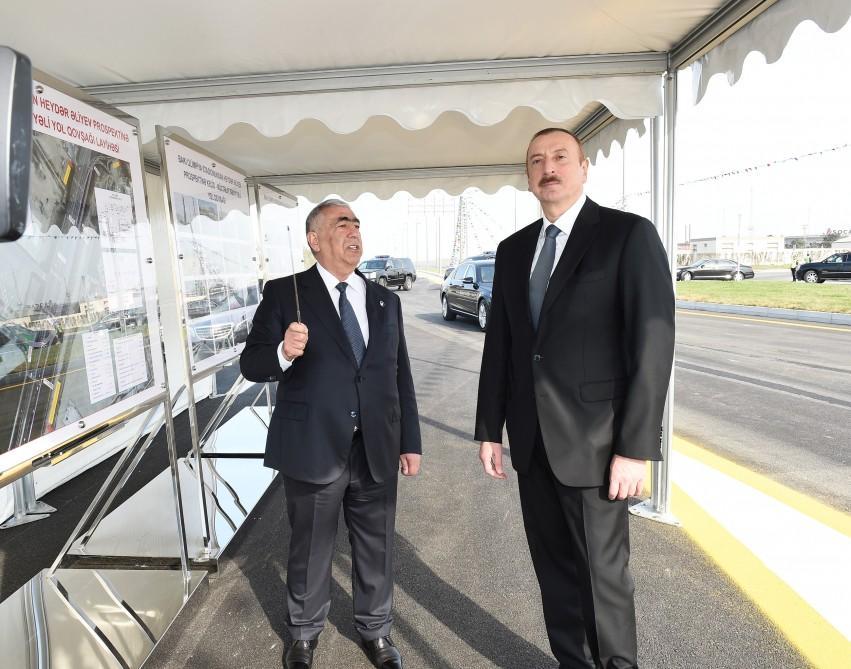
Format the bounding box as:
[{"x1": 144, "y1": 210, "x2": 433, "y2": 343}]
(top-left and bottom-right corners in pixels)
[{"x1": 287, "y1": 225, "x2": 302, "y2": 323}]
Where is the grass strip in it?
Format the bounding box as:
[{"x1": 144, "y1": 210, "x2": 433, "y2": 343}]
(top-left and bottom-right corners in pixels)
[{"x1": 676, "y1": 281, "x2": 851, "y2": 314}]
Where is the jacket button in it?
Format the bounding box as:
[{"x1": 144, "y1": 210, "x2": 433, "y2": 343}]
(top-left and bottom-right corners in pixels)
[
  {"x1": 533, "y1": 354, "x2": 543, "y2": 362},
  {"x1": 355, "y1": 375, "x2": 363, "y2": 383},
  {"x1": 350, "y1": 411, "x2": 358, "y2": 419}
]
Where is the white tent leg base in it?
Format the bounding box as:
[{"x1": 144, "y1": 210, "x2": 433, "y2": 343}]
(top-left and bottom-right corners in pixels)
[{"x1": 629, "y1": 499, "x2": 681, "y2": 526}]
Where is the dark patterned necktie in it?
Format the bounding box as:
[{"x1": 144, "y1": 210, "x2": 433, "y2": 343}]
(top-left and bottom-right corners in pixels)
[
  {"x1": 529, "y1": 224, "x2": 561, "y2": 330},
  {"x1": 336, "y1": 282, "x2": 366, "y2": 365}
]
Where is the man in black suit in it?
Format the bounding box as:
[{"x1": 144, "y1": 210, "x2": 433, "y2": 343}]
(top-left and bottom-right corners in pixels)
[
  {"x1": 475, "y1": 128, "x2": 674, "y2": 668},
  {"x1": 240, "y1": 199, "x2": 421, "y2": 669}
]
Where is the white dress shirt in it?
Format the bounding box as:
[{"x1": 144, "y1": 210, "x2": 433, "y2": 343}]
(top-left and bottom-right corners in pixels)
[
  {"x1": 277, "y1": 263, "x2": 370, "y2": 371},
  {"x1": 529, "y1": 193, "x2": 587, "y2": 278}
]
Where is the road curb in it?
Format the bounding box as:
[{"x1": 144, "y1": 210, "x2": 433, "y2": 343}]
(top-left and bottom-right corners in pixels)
[
  {"x1": 676, "y1": 300, "x2": 851, "y2": 326},
  {"x1": 418, "y1": 270, "x2": 446, "y2": 285}
]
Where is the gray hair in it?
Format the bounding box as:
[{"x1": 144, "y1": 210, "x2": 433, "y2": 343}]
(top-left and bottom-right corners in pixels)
[{"x1": 305, "y1": 198, "x2": 350, "y2": 235}]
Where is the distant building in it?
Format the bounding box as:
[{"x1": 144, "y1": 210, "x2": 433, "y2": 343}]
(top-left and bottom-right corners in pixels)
[
  {"x1": 784, "y1": 234, "x2": 829, "y2": 249},
  {"x1": 687, "y1": 235, "x2": 785, "y2": 263},
  {"x1": 831, "y1": 236, "x2": 851, "y2": 251}
]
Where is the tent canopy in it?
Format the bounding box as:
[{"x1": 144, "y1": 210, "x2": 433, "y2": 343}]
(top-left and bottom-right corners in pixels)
[{"x1": 1, "y1": 0, "x2": 847, "y2": 199}]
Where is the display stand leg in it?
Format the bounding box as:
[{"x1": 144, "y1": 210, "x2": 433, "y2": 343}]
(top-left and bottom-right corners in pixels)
[
  {"x1": 47, "y1": 409, "x2": 158, "y2": 576},
  {"x1": 161, "y1": 394, "x2": 192, "y2": 588},
  {"x1": 0, "y1": 473, "x2": 56, "y2": 528}
]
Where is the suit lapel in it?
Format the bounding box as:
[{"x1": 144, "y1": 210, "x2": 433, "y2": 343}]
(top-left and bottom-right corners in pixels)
[
  {"x1": 299, "y1": 265, "x2": 358, "y2": 367},
  {"x1": 538, "y1": 198, "x2": 600, "y2": 323},
  {"x1": 362, "y1": 274, "x2": 386, "y2": 362}
]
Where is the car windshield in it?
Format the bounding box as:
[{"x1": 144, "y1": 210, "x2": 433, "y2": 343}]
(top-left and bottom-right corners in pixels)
[
  {"x1": 359, "y1": 260, "x2": 386, "y2": 270},
  {"x1": 479, "y1": 264, "x2": 495, "y2": 283}
]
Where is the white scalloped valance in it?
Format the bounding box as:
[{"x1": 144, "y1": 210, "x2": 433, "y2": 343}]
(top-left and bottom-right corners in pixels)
[
  {"x1": 126, "y1": 75, "x2": 662, "y2": 146},
  {"x1": 149, "y1": 100, "x2": 653, "y2": 202},
  {"x1": 584, "y1": 119, "x2": 648, "y2": 164},
  {"x1": 247, "y1": 117, "x2": 650, "y2": 200},
  {"x1": 692, "y1": 0, "x2": 851, "y2": 103},
  {"x1": 277, "y1": 173, "x2": 529, "y2": 203}
]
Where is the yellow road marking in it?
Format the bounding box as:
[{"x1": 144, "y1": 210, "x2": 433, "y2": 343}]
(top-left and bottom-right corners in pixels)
[
  {"x1": 641, "y1": 436, "x2": 851, "y2": 665},
  {"x1": 677, "y1": 309, "x2": 851, "y2": 333},
  {"x1": 47, "y1": 380, "x2": 62, "y2": 425},
  {"x1": 673, "y1": 436, "x2": 851, "y2": 538},
  {"x1": 672, "y1": 482, "x2": 851, "y2": 668}
]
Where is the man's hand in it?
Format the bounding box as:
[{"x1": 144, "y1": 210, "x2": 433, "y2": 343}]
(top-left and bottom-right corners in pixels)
[
  {"x1": 479, "y1": 441, "x2": 507, "y2": 480},
  {"x1": 400, "y1": 453, "x2": 421, "y2": 477},
  {"x1": 608, "y1": 454, "x2": 647, "y2": 500},
  {"x1": 282, "y1": 322, "x2": 309, "y2": 361}
]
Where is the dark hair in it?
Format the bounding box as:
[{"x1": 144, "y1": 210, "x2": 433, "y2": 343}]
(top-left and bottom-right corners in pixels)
[
  {"x1": 305, "y1": 198, "x2": 349, "y2": 235},
  {"x1": 526, "y1": 128, "x2": 586, "y2": 163}
]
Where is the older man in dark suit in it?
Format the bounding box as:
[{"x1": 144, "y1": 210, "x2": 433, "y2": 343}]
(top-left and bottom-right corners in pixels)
[
  {"x1": 241, "y1": 199, "x2": 421, "y2": 669},
  {"x1": 475, "y1": 128, "x2": 674, "y2": 668}
]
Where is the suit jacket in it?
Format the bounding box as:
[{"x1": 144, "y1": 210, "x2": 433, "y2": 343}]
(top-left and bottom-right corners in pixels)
[
  {"x1": 240, "y1": 265, "x2": 421, "y2": 485},
  {"x1": 474, "y1": 198, "x2": 675, "y2": 487}
]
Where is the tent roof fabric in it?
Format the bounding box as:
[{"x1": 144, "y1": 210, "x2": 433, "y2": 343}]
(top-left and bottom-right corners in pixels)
[
  {"x1": 1, "y1": 0, "x2": 844, "y2": 199},
  {"x1": 0, "y1": 1, "x2": 720, "y2": 86}
]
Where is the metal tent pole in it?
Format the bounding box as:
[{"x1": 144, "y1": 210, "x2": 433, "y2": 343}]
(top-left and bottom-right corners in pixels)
[{"x1": 631, "y1": 62, "x2": 680, "y2": 526}]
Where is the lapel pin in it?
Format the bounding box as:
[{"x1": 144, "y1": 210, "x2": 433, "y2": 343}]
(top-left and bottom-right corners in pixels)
[{"x1": 379, "y1": 300, "x2": 385, "y2": 307}]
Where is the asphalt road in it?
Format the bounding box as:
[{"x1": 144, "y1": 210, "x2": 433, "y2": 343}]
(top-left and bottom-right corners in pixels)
[
  {"x1": 410, "y1": 277, "x2": 850, "y2": 512},
  {"x1": 753, "y1": 269, "x2": 795, "y2": 281},
  {"x1": 674, "y1": 309, "x2": 851, "y2": 512},
  {"x1": 751, "y1": 268, "x2": 850, "y2": 283}
]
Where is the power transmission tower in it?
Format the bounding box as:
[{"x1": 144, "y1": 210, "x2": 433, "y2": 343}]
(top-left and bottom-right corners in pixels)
[
  {"x1": 406, "y1": 192, "x2": 456, "y2": 271},
  {"x1": 450, "y1": 196, "x2": 471, "y2": 267}
]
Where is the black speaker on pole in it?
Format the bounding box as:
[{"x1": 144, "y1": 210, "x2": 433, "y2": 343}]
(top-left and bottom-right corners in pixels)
[{"x1": 0, "y1": 46, "x2": 32, "y2": 242}]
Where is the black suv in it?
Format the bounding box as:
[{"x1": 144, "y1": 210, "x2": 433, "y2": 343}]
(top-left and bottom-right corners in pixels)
[
  {"x1": 795, "y1": 252, "x2": 851, "y2": 283},
  {"x1": 441, "y1": 257, "x2": 495, "y2": 331},
  {"x1": 358, "y1": 256, "x2": 417, "y2": 290}
]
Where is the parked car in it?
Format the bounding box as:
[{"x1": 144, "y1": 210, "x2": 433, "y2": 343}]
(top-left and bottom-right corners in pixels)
[
  {"x1": 358, "y1": 256, "x2": 416, "y2": 290},
  {"x1": 676, "y1": 259, "x2": 754, "y2": 281},
  {"x1": 442, "y1": 252, "x2": 494, "y2": 280},
  {"x1": 441, "y1": 257, "x2": 495, "y2": 331},
  {"x1": 188, "y1": 288, "x2": 257, "y2": 356},
  {"x1": 795, "y1": 252, "x2": 851, "y2": 283}
]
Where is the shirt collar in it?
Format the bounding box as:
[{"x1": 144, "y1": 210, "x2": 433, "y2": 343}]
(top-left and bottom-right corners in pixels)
[
  {"x1": 315, "y1": 261, "x2": 364, "y2": 295},
  {"x1": 541, "y1": 193, "x2": 587, "y2": 237}
]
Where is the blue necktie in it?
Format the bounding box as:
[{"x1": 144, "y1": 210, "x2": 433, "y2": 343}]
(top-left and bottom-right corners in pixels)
[
  {"x1": 529, "y1": 224, "x2": 561, "y2": 330},
  {"x1": 336, "y1": 282, "x2": 366, "y2": 365}
]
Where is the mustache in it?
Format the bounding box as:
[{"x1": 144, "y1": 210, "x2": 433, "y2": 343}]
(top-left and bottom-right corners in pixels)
[{"x1": 538, "y1": 176, "x2": 561, "y2": 186}]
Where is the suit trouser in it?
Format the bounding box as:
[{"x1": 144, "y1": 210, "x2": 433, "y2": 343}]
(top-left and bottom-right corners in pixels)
[
  {"x1": 517, "y1": 435, "x2": 638, "y2": 669},
  {"x1": 282, "y1": 433, "x2": 398, "y2": 641}
]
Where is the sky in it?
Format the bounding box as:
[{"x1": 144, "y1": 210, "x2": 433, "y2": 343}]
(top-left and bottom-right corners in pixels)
[
  {"x1": 291, "y1": 16, "x2": 851, "y2": 263},
  {"x1": 583, "y1": 18, "x2": 851, "y2": 242}
]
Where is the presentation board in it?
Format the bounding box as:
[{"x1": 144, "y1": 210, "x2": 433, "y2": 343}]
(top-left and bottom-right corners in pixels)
[
  {"x1": 255, "y1": 184, "x2": 301, "y2": 282},
  {"x1": 0, "y1": 77, "x2": 165, "y2": 476},
  {"x1": 158, "y1": 130, "x2": 258, "y2": 377}
]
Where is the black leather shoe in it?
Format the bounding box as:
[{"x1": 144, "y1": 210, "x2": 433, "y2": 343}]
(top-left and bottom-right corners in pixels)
[
  {"x1": 363, "y1": 636, "x2": 403, "y2": 668},
  {"x1": 284, "y1": 639, "x2": 317, "y2": 669}
]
